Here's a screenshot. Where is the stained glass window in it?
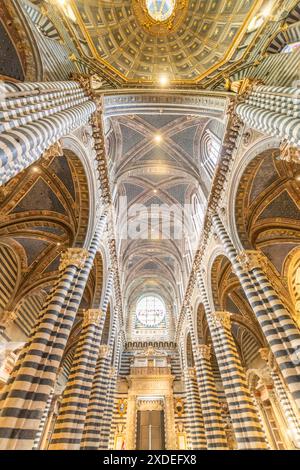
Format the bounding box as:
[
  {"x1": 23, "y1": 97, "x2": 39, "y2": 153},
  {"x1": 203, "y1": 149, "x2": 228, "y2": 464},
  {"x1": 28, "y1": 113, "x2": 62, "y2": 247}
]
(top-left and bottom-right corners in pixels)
[
  {"x1": 136, "y1": 295, "x2": 166, "y2": 327},
  {"x1": 146, "y1": 0, "x2": 176, "y2": 22}
]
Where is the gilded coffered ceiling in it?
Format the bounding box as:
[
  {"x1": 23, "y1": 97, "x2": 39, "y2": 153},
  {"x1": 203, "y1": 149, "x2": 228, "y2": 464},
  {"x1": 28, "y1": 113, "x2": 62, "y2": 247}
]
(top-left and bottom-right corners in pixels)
[{"x1": 60, "y1": 0, "x2": 262, "y2": 85}]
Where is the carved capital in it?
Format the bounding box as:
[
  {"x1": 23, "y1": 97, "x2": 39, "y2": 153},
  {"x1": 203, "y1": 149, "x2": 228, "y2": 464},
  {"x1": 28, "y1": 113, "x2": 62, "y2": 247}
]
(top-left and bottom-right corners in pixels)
[
  {"x1": 42, "y1": 142, "x2": 63, "y2": 161},
  {"x1": 0, "y1": 310, "x2": 17, "y2": 328},
  {"x1": 99, "y1": 345, "x2": 112, "y2": 358},
  {"x1": 59, "y1": 248, "x2": 89, "y2": 271},
  {"x1": 224, "y1": 78, "x2": 260, "y2": 98},
  {"x1": 110, "y1": 366, "x2": 117, "y2": 377},
  {"x1": 280, "y1": 140, "x2": 300, "y2": 164},
  {"x1": 259, "y1": 348, "x2": 270, "y2": 363},
  {"x1": 236, "y1": 250, "x2": 268, "y2": 272},
  {"x1": 196, "y1": 344, "x2": 211, "y2": 360},
  {"x1": 83, "y1": 309, "x2": 104, "y2": 327},
  {"x1": 188, "y1": 367, "x2": 196, "y2": 379},
  {"x1": 210, "y1": 311, "x2": 231, "y2": 329}
]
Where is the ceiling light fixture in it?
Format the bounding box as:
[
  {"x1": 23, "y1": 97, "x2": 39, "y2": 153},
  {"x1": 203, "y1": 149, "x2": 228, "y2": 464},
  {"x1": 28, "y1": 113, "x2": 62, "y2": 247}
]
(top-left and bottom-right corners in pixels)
[
  {"x1": 55, "y1": 0, "x2": 77, "y2": 23},
  {"x1": 158, "y1": 74, "x2": 169, "y2": 87},
  {"x1": 154, "y1": 134, "x2": 163, "y2": 144}
]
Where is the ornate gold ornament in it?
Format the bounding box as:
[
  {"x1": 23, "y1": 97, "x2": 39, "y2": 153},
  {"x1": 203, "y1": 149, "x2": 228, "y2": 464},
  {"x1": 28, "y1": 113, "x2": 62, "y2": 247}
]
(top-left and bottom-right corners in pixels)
[
  {"x1": 59, "y1": 248, "x2": 89, "y2": 271},
  {"x1": 174, "y1": 398, "x2": 184, "y2": 417},
  {"x1": 210, "y1": 311, "x2": 232, "y2": 330},
  {"x1": 236, "y1": 250, "x2": 268, "y2": 272},
  {"x1": 280, "y1": 140, "x2": 300, "y2": 163},
  {"x1": 82, "y1": 309, "x2": 103, "y2": 327},
  {"x1": 132, "y1": 0, "x2": 188, "y2": 36},
  {"x1": 0, "y1": 311, "x2": 17, "y2": 329},
  {"x1": 117, "y1": 398, "x2": 128, "y2": 417}
]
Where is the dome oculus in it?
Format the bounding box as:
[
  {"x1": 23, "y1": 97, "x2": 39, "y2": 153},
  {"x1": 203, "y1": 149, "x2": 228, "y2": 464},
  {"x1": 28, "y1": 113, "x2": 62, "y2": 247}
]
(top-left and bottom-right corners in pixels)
[{"x1": 146, "y1": 0, "x2": 176, "y2": 22}]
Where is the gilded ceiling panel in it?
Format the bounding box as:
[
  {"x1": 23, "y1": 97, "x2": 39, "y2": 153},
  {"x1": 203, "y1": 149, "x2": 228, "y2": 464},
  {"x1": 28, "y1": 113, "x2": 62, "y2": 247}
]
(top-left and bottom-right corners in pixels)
[{"x1": 68, "y1": 0, "x2": 258, "y2": 83}]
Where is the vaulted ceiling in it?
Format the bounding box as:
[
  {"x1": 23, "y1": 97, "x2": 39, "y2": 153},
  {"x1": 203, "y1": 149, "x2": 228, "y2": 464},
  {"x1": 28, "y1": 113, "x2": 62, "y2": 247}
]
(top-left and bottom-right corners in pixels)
[{"x1": 103, "y1": 92, "x2": 227, "y2": 314}]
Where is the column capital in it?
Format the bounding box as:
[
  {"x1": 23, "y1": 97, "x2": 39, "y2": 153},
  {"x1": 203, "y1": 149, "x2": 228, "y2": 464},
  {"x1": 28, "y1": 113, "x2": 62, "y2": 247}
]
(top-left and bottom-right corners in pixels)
[
  {"x1": 99, "y1": 345, "x2": 112, "y2": 358},
  {"x1": 0, "y1": 310, "x2": 17, "y2": 328},
  {"x1": 210, "y1": 311, "x2": 232, "y2": 329},
  {"x1": 236, "y1": 250, "x2": 268, "y2": 272},
  {"x1": 188, "y1": 367, "x2": 196, "y2": 379},
  {"x1": 110, "y1": 366, "x2": 117, "y2": 377},
  {"x1": 83, "y1": 309, "x2": 104, "y2": 327},
  {"x1": 280, "y1": 140, "x2": 300, "y2": 164},
  {"x1": 224, "y1": 77, "x2": 259, "y2": 98},
  {"x1": 195, "y1": 344, "x2": 211, "y2": 360},
  {"x1": 259, "y1": 348, "x2": 270, "y2": 363},
  {"x1": 59, "y1": 248, "x2": 89, "y2": 271},
  {"x1": 42, "y1": 142, "x2": 63, "y2": 162}
]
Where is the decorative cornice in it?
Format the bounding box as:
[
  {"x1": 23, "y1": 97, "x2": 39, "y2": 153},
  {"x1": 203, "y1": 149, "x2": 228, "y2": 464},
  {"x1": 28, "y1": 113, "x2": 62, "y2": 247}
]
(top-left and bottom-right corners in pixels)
[
  {"x1": 75, "y1": 77, "x2": 124, "y2": 330},
  {"x1": 175, "y1": 99, "x2": 243, "y2": 340},
  {"x1": 59, "y1": 248, "x2": 89, "y2": 271}
]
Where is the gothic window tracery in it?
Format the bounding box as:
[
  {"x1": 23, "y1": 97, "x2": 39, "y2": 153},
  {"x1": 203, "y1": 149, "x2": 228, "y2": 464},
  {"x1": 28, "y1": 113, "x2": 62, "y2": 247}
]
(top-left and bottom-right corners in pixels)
[{"x1": 136, "y1": 295, "x2": 166, "y2": 328}]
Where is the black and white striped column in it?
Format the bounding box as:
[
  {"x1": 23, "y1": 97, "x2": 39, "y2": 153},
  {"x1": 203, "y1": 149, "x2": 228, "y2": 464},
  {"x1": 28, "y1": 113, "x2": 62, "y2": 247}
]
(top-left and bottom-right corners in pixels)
[
  {"x1": 80, "y1": 345, "x2": 113, "y2": 449},
  {"x1": 183, "y1": 368, "x2": 207, "y2": 450},
  {"x1": 49, "y1": 309, "x2": 105, "y2": 450},
  {"x1": 260, "y1": 349, "x2": 300, "y2": 447},
  {"x1": 208, "y1": 311, "x2": 268, "y2": 449},
  {"x1": 0, "y1": 81, "x2": 96, "y2": 184},
  {"x1": 194, "y1": 344, "x2": 228, "y2": 449},
  {"x1": 212, "y1": 212, "x2": 300, "y2": 409},
  {"x1": 0, "y1": 248, "x2": 88, "y2": 450},
  {"x1": 236, "y1": 84, "x2": 300, "y2": 147},
  {"x1": 185, "y1": 306, "x2": 228, "y2": 449},
  {"x1": 98, "y1": 332, "x2": 123, "y2": 450},
  {"x1": 80, "y1": 286, "x2": 117, "y2": 450}
]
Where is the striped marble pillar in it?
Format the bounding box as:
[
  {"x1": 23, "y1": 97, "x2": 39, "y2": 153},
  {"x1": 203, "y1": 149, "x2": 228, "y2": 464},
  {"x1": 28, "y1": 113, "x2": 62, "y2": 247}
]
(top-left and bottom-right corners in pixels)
[
  {"x1": 80, "y1": 306, "x2": 117, "y2": 450},
  {"x1": 98, "y1": 366, "x2": 119, "y2": 450},
  {"x1": 183, "y1": 368, "x2": 207, "y2": 450},
  {"x1": 0, "y1": 81, "x2": 96, "y2": 184},
  {"x1": 236, "y1": 84, "x2": 300, "y2": 148},
  {"x1": 80, "y1": 345, "x2": 113, "y2": 449},
  {"x1": 49, "y1": 309, "x2": 105, "y2": 450},
  {"x1": 194, "y1": 345, "x2": 228, "y2": 449},
  {"x1": 185, "y1": 306, "x2": 227, "y2": 449},
  {"x1": 61, "y1": 214, "x2": 107, "y2": 319},
  {"x1": 211, "y1": 213, "x2": 300, "y2": 409},
  {"x1": 0, "y1": 248, "x2": 88, "y2": 450},
  {"x1": 98, "y1": 333, "x2": 123, "y2": 450},
  {"x1": 208, "y1": 311, "x2": 268, "y2": 449},
  {"x1": 259, "y1": 349, "x2": 300, "y2": 447}
]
